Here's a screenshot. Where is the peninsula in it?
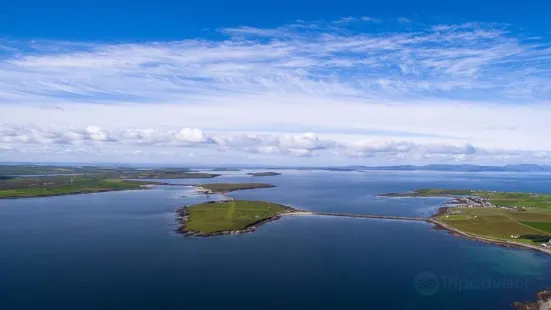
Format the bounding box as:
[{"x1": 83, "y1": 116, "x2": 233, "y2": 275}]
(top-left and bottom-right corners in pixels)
[{"x1": 381, "y1": 189, "x2": 551, "y2": 253}]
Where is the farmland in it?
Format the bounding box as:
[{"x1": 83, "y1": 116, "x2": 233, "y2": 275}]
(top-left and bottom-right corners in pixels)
[
  {"x1": 0, "y1": 175, "x2": 163, "y2": 199},
  {"x1": 437, "y1": 207, "x2": 551, "y2": 245}
]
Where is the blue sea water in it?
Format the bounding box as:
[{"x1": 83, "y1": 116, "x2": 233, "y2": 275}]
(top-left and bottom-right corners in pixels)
[{"x1": 1, "y1": 170, "x2": 551, "y2": 310}]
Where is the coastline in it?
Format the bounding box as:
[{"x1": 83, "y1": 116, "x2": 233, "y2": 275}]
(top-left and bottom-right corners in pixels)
[
  {"x1": 180, "y1": 184, "x2": 551, "y2": 308},
  {"x1": 512, "y1": 288, "x2": 551, "y2": 310},
  {"x1": 427, "y1": 217, "x2": 551, "y2": 257}
]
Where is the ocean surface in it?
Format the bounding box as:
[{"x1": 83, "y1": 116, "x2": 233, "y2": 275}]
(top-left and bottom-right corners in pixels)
[{"x1": 1, "y1": 170, "x2": 551, "y2": 310}]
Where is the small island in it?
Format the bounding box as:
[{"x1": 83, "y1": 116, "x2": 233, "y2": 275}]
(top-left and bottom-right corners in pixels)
[
  {"x1": 247, "y1": 172, "x2": 281, "y2": 177},
  {"x1": 176, "y1": 182, "x2": 306, "y2": 236},
  {"x1": 196, "y1": 183, "x2": 275, "y2": 194},
  {"x1": 176, "y1": 200, "x2": 299, "y2": 237},
  {"x1": 210, "y1": 168, "x2": 242, "y2": 172}
]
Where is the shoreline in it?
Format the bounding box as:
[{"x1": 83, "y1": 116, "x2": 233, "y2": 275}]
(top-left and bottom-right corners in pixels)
[
  {"x1": 427, "y1": 217, "x2": 551, "y2": 257},
  {"x1": 186, "y1": 186, "x2": 551, "y2": 257},
  {"x1": 181, "y1": 185, "x2": 551, "y2": 308}
]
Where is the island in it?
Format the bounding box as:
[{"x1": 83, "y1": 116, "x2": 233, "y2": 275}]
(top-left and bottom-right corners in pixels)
[
  {"x1": 176, "y1": 200, "x2": 300, "y2": 237},
  {"x1": 380, "y1": 189, "x2": 551, "y2": 254},
  {"x1": 176, "y1": 182, "x2": 309, "y2": 236},
  {"x1": 195, "y1": 183, "x2": 275, "y2": 194},
  {"x1": 210, "y1": 168, "x2": 242, "y2": 172},
  {"x1": 247, "y1": 172, "x2": 281, "y2": 177}
]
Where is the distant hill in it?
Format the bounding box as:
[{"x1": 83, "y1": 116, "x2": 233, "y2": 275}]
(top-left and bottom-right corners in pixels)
[{"x1": 350, "y1": 164, "x2": 551, "y2": 172}]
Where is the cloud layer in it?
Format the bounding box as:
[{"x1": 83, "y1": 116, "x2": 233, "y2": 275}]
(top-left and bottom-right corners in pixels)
[
  {"x1": 1, "y1": 124, "x2": 549, "y2": 164},
  {"x1": 1, "y1": 18, "x2": 550, "y2": 164}
]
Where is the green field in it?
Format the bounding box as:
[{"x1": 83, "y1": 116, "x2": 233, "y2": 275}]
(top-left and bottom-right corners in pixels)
[
  {"x1": 199, "y1": 183, "x2": 275, "y2": 193},
  {"x1": 179, "y1": 200, "x2": 293, "y2": 234},
  {"x1": 521, "y1": 222, "x2": 551, "y2": 234},
  {"x1": 0, "y1": 176, "x2": 161, "y2": 198},
  {"x1": 439, "y1": 207, "x2": 551, "y2": 245},
  {"x1": 382, "y1": 188, "x2": 551, "y2": 209}
]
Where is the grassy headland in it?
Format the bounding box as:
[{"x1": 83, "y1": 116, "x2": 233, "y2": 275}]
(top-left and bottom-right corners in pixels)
[
  {"x1": 247, "y1": 172, "x2": 281, "y2": 177},
  {"x1": 177, "y1": 200, "x2": 296, "y2": 236}
]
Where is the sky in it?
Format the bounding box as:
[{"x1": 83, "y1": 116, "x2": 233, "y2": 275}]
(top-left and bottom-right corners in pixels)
[{"x1": 1, "y1": 0, "x2": 551, "y2": 166}]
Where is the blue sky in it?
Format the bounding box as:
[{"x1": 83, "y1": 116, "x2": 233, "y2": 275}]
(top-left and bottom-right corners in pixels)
[{"x1": 1, "y1": 1, "x2": 551, "y2": 165}]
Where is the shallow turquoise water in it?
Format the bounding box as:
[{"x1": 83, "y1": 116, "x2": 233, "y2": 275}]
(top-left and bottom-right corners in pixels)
[{"x1": 1, "y1": 170, "x2": 550, "y2": 310}]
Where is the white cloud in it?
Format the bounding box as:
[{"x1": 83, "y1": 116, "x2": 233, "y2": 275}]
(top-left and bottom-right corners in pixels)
[
  {"x1": 0, "y1": 124, "x2": 549, "y2": 164},
  {"x1": 1, "y1": 18, "x2": 551, "y2": 164}
]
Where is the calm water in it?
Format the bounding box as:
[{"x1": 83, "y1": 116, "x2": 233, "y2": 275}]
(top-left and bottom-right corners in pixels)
[{"x1": 1, "y1": 170, "x2": 551, "y2": 310}]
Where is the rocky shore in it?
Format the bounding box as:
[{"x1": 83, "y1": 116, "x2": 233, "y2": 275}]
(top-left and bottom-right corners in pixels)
[{"x1": 512, "y1": 288, "x2": 551, "y2": 310}]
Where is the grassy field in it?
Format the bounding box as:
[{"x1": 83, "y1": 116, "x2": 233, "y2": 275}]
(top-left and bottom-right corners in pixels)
[
  {"x1": 181, "y1": 200, "x2": 293, "y2": 234},
  {"x1": 382, "y1": 188, "x2": 551, "y2": 209},
  {"x1": 475, "y1": 191, "x2": 551, "y2": 209},
  {"x1": 199, "y1": 183, "x2": 275, "y2": 193},
  {"x1": 438, "y1": 207, "x2": 551, "y2": 245},
  {"x1": 0, "y1": 176, "x2": 161, "y2": 198}
]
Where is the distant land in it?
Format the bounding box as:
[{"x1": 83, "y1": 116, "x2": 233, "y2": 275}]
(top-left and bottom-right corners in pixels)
[
  {"x1": 3, "y1": 163, "x2": 551, "y2": 174},
  {"x1": 247, "y1": 172, "x2": 281, "y2": 177},
  {"x1": 360, "y1": 164, "x2": 551, "y2": 172},
  {"x1": 269, "y1": 164, "x2": 551, "y2": 173}
]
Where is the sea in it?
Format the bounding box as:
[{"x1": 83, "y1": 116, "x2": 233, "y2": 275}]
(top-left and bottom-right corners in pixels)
[{"x1": 1, "y1": 170, "x2": 551, "y2": 310}]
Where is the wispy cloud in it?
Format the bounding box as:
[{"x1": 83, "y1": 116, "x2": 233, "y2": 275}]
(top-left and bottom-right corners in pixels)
[{"x1": 1, "y1": 18, "x2": 551, "y2": 163}]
